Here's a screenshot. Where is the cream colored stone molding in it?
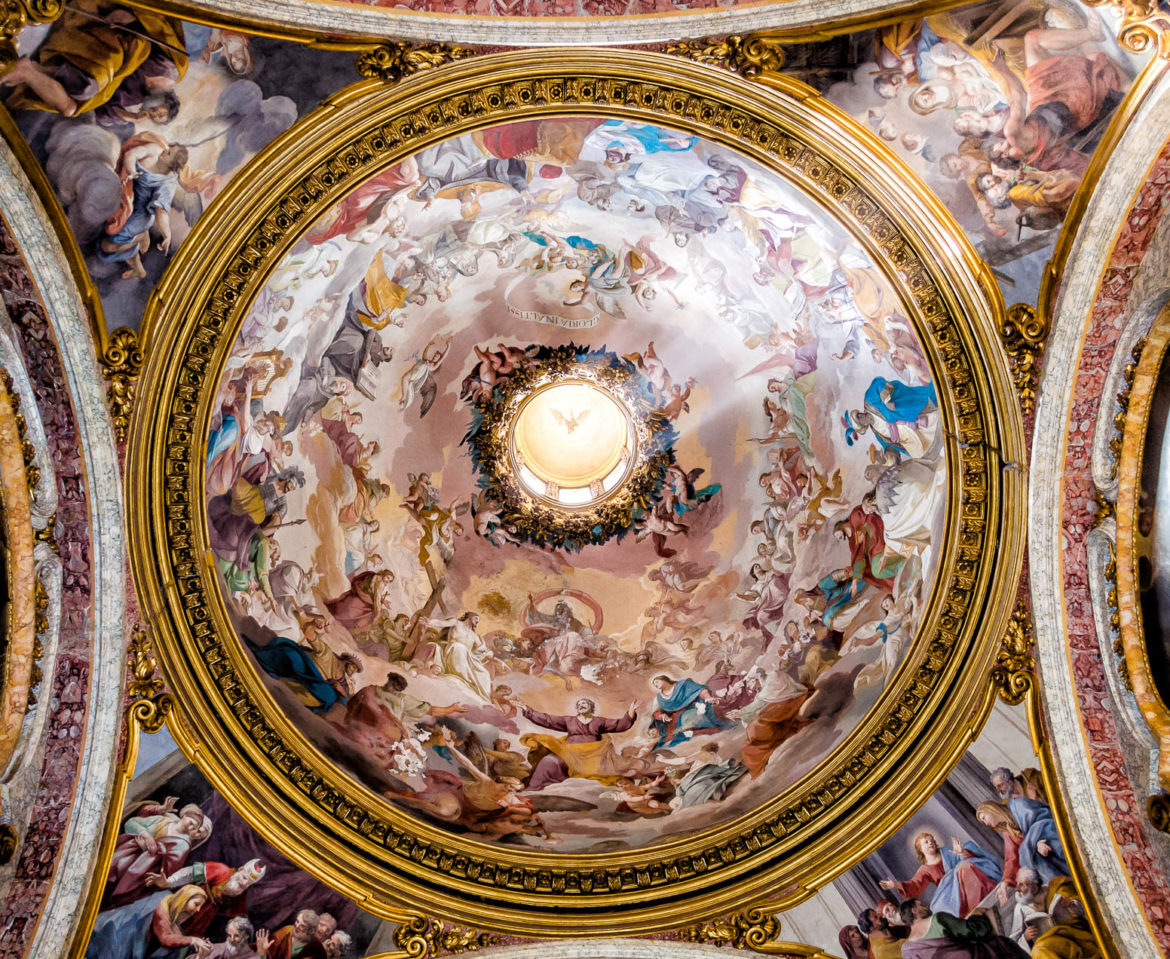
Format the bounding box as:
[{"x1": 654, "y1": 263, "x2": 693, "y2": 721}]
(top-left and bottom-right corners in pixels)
[
  {"x1": 407, "y1": 938, "x2": 766, "y2": 959},
  {"x1": 0, "y1": 134, "x2": 127, "y2": 959},
  {"x1": 129, "y1": 0, "x2": 956, "y2": 46},
  {"x1": 1029, "y1": 68, "x2": 1170, "y2": 958}
]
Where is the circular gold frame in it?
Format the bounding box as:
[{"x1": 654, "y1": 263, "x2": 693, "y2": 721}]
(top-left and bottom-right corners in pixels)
[{"x1": 127, "y1": 50, "x2": 1026, "y2": 935}]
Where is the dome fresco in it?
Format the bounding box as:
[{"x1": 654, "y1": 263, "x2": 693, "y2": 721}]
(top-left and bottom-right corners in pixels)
[
  {"x1": 7, "y1": 0, "x2": 1165, "y2": 949},
  {"x1": 206, "y1": 116, "x2": 948, "y2": 852}
]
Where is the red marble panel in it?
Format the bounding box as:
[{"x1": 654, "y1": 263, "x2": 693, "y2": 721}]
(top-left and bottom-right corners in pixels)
[{"x1": 0, "y1": 219, "x2": 96, "y2": 959}]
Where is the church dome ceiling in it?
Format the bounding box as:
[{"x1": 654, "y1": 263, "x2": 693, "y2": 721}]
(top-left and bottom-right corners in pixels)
[
  {"x1": 3, "y1": 0, "x2": 1168, "y2": 951},
  {"x1": 206, "y1": 113, "x2": 948, "y2": 854},
  {"x1": 127, "y1": 52, "x2": 1025, "y2": 934}
]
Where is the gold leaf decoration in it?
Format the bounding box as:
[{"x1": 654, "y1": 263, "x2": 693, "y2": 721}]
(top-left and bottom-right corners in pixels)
[
  {"x1": 356, "y1": 41, "x2": 476, "y2": 84},
  {"x1": 680, "y1": 906, "x2": 831, "y2": 956},
  {"x1": 1108, "y1": 338, "x2": 1145, "y2": 474},
  {"x1": 393, "y1": 915, "x2": 499, "y2": 957},
  {"x1": 1093, "y1": 488, "x2": 1116, "y2": 527},
  {"x1": 665, "y1": 33, "x2": 785, "y2": 77},
  {"x1": 0, "y1": 0, "x2": 63, "y2": 75},
  {"x1": 998, "y1": 303, "x2": 1049, "y2": 415},
  {"x1": 1103, "y1": 545, "x2": 1132, "y2": 691},
  {"x1": 1083, "y1": 0, "x2": 1170, "y2": 58},
  {"x1": 126, "y1": 625, "x2": 172, "y2": 733},
  {"x1": 101, "y1": 327, "x2": 142, "y2": 445},
  {"x1": 991, "y1": 600, "x2": 1035, "y2": 705}
]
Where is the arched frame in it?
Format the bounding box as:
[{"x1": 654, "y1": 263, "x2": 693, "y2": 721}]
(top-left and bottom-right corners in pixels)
[{"x1": 127, "y1": 50, "x2": 1026, "y2": 936}]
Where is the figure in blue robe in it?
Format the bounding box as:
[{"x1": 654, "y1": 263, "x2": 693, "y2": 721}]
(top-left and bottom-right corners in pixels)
[
  {"x1": 649, "y1": 677, "x2": 733, "y2": 748},
  {"x1": 864, "y1": 377, "x2": 937, "y2": 425},
  {"x1": 600, "y1": 120, "x2": 696, "y2": 155},
  {"x1": 87, "y1": 890, "x2": 171, "y2": 959},
  {"x1": 818, "y1": 570, "x2": 867, "y2": 627},
  {"x1": 205, "y1": 414, "x2": 239, "y2": 472},
  {"x1": 930, "y1": 841, "x2": 1003, "y2": 917},
  {"x1": 1008, "y1": 795, "x2": 1070, "y2": 882},
  {"x1": 98, "y1": 163, "x2": 179, "y2": 264},
  {"x1": 244, "y1": 636, "x2": 347, "y2": 714}
]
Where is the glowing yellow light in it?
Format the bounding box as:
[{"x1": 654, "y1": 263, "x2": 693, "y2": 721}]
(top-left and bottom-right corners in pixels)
[{"x1": 510, "y1": 381, "x2": 635, "y2": 506}]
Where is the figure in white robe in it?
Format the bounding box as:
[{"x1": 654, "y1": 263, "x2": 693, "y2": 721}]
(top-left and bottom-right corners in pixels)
[{"x1": 423, "y1": 613, "x2": 493, "y2": 700}]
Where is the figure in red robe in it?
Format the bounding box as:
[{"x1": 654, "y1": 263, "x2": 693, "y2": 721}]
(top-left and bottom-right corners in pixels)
[
  {"x1": 305, "y1": 158, "x2": 420, "y2": 242},
  {"x1": 326, "y1": 569, "x2": 395, "y2": 633},
  {"x1": 103, "y1": 798, "x2": 212, "y2": 909},
  {"x1": 146, "y1": 858, "x2": 266, "y2": 940}
]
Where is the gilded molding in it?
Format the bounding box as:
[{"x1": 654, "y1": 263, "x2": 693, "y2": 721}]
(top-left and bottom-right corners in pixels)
[
  {"x1": 680, "y1": 907, "x2": 832, "y2": 957},
  {"x1": 125, "y1": 625, "x2": 172, "y2": 734},
  {"x1": 356, "y1": 41, "x2": 477, "y2": 84},
  {"x1": 1113, "y1": 309, "x2": 1170, "y2": 800},
  {"x1": 126, "y1": 52, "x2": 1026, "y2": 934},
  {"x1": 1109, "y1": 338, "x2": 1144, "y2": 469},
  {"x1": 664, "y1": 34, "x2": 785, "y2": 77},
  {"x1": 998, "y1": 303, "x2": 1049, "y2": 416},
  {"x1": 0, "y1": 0, "x2": 62, "y2": 74},
  {"x1": 100, "y1": 327, "x2": 142, "y2": 446},
  {"x1": 393, "y1": 915, "x2": 499, "y2": 957},
  {"x1": 1085, "y1": 0, "x2": 1170, "y2": 58},
  {"x1": 990, "y1": 600, "x2": 1035, "y2": 706}
]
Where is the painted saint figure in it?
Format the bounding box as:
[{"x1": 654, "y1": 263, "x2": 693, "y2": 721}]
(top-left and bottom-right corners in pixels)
[
  {"x1": 881, "y1": 832, "x2": 1002, "y2": 919},
  {"x1": 100, "y1": 134, "x2": 189, "y2": 279},
  {"x1": 104, "y1": 798, "x2": 212, "y2": 909},
  {"x1": 87, "y1": 884, "x2": 210, "y2": 959},
  {"x1": 648, "y1": 675, "x2": 733, "y2": 749},
  {"x1": 143, "y1": 858, "x2": 266, "y2": 942},
  {"x1": 520, "y1": 698, "x2": 636, "y2": 789},
  {"x1": 977, "y1": 798, "x2": 1070, "y2": 885}
]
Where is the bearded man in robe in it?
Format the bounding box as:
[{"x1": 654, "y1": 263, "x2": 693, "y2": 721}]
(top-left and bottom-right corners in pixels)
[
  {"x1": 145, "y1": 858, "x2": 266, "y2": 942},
  {"x1": 520, "y1": 698, "x2": 636, "y2": 789},
  {"x1": 4, "y1": 0, "x2": 186, "y2": 118}
]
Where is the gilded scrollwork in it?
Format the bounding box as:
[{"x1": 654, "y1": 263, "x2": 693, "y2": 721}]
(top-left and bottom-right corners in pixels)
[
  {"x1": 1084, "y1": 0, "x2": 1170, "y2": 58},
  {"x1": 392, "y1": 915, "x2": 499, "y2": 957},
  {"x1": 999, "y1": 303, "x2": 1050, "y2": 415},
  {"x1": 990, "y1": 600, "x2": 1036, "y2": 705},
  {"x1": 681, "y1": 907, "x2": 782, "y2": 949},
  {"x1": 0, "y1": 0, "x2": 63, "y2": 74},
  {"x1": 356, "y1": 41, "x2": 476, "y2": 84},
  {"x1": 126, "y1": 624, "x2": 172, "y2": 734},
  {"x1": 126, "y1": 55, "x2": 1024, "y2": 933},
  {"x1": 664, "y1": 33, "x2": 786, "y2": 78},
  {"x1": 100, "y1": 326, "x2": 142, "y2": 445},
  {"x1": 680, "y1": 907, "x2": 833, "y2": 957}
]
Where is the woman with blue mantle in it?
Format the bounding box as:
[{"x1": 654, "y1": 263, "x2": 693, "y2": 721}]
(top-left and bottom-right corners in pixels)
[
  {"x1": 864, "y1": 377, "x2": 937, "y2": 425},
  {"x1": 648, "y1": 674, "x2": 733, "y2": 749}
]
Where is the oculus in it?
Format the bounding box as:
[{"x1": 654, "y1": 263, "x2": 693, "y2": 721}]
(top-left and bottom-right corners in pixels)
[
  {"x1": 128, "y1": 53, "x2": 1024, "y2": 933},
  {"x1": 510, "y1": 380, "x2": 634, "y2": 505},
  {"x1": 464, "y1": 343, "x2": 680, "y2": 551}
]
